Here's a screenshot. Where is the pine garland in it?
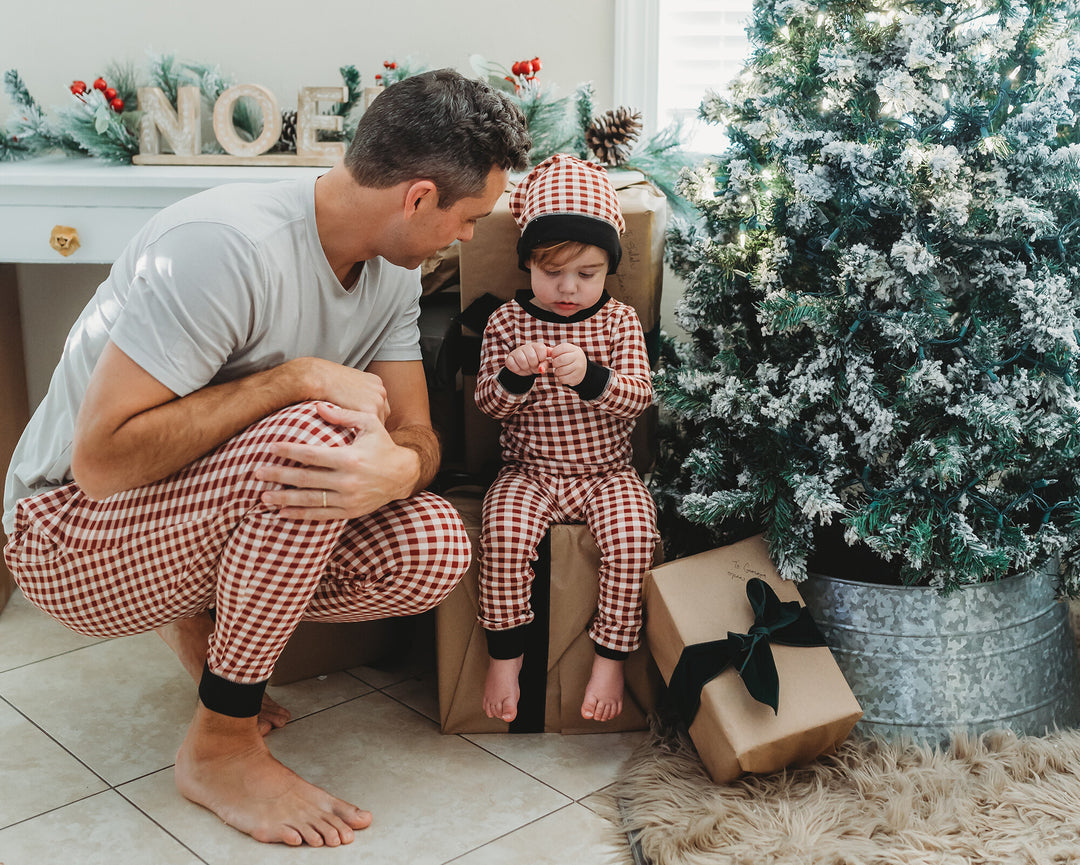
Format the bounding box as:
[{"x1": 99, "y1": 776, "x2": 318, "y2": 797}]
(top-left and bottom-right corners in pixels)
[
  {"x1": 625, "y1": 121, "x2": 698, "y2": 221},
  {"x1": 55, "y1": 88, "x2": 138, "y2": 163},
  {"x1": 514, "y1": 80, "x2": 580, "y2": 163},
  {"x1": 1, "y1": 70, "x2": 65, "y2": 160},
  {"x1": 571, "y1": 82, "x2": 595, "y2": 159},
  {"x1": 653, "y1": 0, "x2": 1080, "y2": 593},
  {"x1": 2, "y1": 52, "x2": 693, "y2": 224}
]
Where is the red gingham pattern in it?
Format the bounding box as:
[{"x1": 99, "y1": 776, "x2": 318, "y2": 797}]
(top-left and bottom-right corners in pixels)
[
  {"x1": 4, "y1": 402, "x2": 471, "y2": 684},
  {"x1": 474, "y1": 297, "x2": 653, "y2": 474},
  {"x1": 478, "y1": 466, "x2": 658, "y2": 654},
  {"x1": 509, "y1": 154, "x2": 626, "y2": 235}
]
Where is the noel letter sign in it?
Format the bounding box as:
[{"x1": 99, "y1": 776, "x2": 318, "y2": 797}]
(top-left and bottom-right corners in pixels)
[{"x1": 133, "y1": 84, "x2": 357, "y2": 167}]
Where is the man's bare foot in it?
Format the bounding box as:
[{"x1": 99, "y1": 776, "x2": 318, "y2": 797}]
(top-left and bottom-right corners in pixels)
[
  {"x1": 157, "y1": 614, "x2": 291, "y2": 735},
  {"x1": 483, "y1": 655, "x2": 523, "y2": 722},
  {"x1": 581, "y1": 654, "x2": 625, "y2": 722},
  {"x1": 175, "y1": 702, "x2": 372, "y2": 846}
]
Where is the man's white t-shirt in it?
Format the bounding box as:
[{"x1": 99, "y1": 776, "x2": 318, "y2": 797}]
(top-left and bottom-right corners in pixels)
[{"x1": 2, "y1": 176, "x2": 423, "y2": 534}]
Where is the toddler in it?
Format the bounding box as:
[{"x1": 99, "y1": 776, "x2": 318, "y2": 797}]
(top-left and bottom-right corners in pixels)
[{"x1": 475, "y1": 154, "x2": 659, "y2": 723}]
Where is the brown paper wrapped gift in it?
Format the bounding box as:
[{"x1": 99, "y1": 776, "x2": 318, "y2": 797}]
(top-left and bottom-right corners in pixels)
[
  {"x1": 644, "y1": 535, "x2": 862, "y2": 784},
  {"x1": 437, "y1": 492, "x2": 662, "y2": 734},
  {"x1": 269, "y1": 618, "x2": 411, "y2": 685},
  {"x1": 1, "y1": 265, "x2": 28, "y2": 615},
  {"x1": 0, "y1": 565, "x2": 13, "y2": 615}
]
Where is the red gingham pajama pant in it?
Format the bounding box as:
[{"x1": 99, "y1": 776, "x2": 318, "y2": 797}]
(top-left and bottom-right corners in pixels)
[
  {"x1": 478, "y1": 464, "x2": 658, "y2": 654},
  {"x1": 4, "y1": 401, "x2": 471, "y2": 685}
]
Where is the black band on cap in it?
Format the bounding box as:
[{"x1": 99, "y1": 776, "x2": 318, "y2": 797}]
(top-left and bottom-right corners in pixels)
[{"x1": 517, "y1": 214, "x2": 622, "y2": 274}]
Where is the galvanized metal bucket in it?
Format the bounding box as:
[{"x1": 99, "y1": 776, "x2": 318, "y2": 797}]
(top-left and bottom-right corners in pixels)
[{"x1": 800, "y1": 563, "x2": 1080, "y2": 742}]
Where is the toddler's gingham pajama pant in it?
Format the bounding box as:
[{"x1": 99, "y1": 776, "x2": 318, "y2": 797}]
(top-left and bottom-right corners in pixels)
[
  {"x1": 478, "y1": 464, "x2": 657, "y2": 656},
  {"x1": 4, "y1": 401, "x2": 471, "y2": 708}
]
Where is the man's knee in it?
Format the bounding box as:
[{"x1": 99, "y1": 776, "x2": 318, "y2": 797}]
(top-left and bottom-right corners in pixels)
[
  {"x1": 395, "y1": 492, "x2": 472, "y2": 610},
  {"x1": 251, "y1": 401, "x2": 355, "y2": 451}
]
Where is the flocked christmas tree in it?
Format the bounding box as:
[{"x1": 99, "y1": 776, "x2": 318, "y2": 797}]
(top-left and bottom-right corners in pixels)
[{"x1": 653, "y1": 0, "x2": 1080, "y2": 592}]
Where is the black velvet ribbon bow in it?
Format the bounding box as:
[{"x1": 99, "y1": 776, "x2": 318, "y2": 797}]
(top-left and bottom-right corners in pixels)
[{"x1": 668, "y1": 577, "x2": 826, "y2": 722}]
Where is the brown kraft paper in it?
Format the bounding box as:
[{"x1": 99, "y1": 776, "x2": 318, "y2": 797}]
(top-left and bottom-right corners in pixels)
[
  {"x1": 437, "y1": 491, "x2": 662, "y2": 734},
  {"x1": 644, "y1": 535, "x2": 863, "y2": 784}
]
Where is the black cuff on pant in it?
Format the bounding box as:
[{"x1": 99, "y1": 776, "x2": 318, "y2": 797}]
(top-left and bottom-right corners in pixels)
[
  {"x1": 198, "y1": 662, "x2": 268, "y2": 718},
  {"x1": 485, "y1": 625, "x2": 530, "y2": 660},
  {"x1": 594, "y1": 642, "x2": 629, "y2": 661}
]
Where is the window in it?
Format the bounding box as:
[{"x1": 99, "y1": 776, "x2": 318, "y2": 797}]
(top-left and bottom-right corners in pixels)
[{"x1": 616, "y1": 0, "x2": 754, "y2": 155}]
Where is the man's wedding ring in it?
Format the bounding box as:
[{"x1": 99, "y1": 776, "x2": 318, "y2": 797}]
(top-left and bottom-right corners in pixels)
[{"x1": 322, "y1": 491, "x2": 327, "y2": 508}]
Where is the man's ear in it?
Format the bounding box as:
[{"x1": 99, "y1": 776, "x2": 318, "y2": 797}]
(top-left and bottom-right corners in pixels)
[{"x1": 403, "y1": 180, "x2": 438, "y2": 218}]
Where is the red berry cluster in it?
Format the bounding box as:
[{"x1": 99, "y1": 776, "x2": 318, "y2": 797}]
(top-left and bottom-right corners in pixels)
[
  {"x1": 71, "y1": 77, "x2": 124, "y2": 112},
  {"x1": 511, "y1": 57, "x2": 542, "y2": 78},
  {"x1": 375, "y1": 60, "x2": 399, "y2": 84}
]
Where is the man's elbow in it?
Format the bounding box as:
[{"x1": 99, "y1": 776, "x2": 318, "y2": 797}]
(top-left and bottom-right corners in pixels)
[{"x1": 70, "y1": 445, "x2": 119, "y2": 501}]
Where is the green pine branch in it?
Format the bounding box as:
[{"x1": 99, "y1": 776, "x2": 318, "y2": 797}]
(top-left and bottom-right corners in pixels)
[
  {"x1": 2, "y1": 69, "x2": 66, "y2": 157},
  {"x1": 55, "y1": 89, "x2": 138, "y2": 163}
]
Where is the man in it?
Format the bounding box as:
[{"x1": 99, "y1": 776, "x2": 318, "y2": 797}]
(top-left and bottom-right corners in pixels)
[{"x1": 2, "y1": 68, "x2": 531, "y2": 847}]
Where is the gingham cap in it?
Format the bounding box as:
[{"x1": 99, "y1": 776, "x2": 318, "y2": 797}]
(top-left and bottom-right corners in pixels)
[{"x1": 509, "y1": 154, "x2": 625, "y2": 274}]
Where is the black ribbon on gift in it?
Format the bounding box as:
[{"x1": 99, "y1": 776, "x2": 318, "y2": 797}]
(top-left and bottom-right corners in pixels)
[{"x1": 668, "y1": 578, "x2": 826, "y2": 722}]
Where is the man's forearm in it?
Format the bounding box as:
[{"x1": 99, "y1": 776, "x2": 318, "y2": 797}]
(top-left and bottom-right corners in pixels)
[
  {"x1": 388, "y1": 424, "x2": 442, "y2": 494},
  {"x1": 73, "y1": 357, "x2": 314, "y2": 500}
]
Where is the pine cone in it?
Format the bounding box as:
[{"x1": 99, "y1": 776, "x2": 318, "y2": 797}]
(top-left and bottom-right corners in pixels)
[
  {"x1": 586, "y1": 107, "x2": 643, "y2": 166},
  {"x1": 275, "y1": 109, "x2": 298, "y2": 153}
]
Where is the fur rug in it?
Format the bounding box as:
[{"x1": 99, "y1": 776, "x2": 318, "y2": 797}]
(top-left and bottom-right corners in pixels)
[{"x1": 603, "y1": 720, "x2": 1080, "y2": 865}]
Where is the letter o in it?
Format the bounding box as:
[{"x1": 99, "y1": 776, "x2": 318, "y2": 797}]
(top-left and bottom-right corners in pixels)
[{"x1": 212, "y1": 84, "x2": 282, "y2": 157}]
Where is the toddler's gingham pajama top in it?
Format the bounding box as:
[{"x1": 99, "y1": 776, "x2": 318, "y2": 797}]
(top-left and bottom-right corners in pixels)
[{"x1": 474, "y1": 290, "x2": 658, "y2": 657}]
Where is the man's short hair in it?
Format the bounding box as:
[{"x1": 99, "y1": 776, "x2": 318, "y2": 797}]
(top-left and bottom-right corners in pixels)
[{"x1": 345, "y1": 68, "x2": 532, "y2": 208}]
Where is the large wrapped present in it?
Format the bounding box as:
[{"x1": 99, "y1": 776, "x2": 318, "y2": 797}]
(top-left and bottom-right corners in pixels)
[
  {"x1": 269, "y1": 618, "x2": 411, "y2": 685},
  {"x1": 437, "y1": 491, "x2": 662, "y2": 734},
  {"x1": 644, "y1": 536, "x2": 862, "y2": 784},
  {"x1": 0, "y1": 565, "x2": 12, "y2": 615},
  {"x1": 1, "y1": 265, "x2": 28, "y2": 615}
]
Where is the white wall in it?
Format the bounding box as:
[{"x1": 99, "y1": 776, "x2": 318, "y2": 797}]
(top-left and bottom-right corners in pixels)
[{"x1": 1, "y1": 0, "x2": 615, "y2": 116}]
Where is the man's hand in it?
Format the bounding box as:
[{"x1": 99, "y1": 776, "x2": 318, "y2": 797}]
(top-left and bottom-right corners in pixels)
[
  {"x1": 549, "y1": 343, "x2": 588, "y2": 387},
  {"x1": 505, "y1": 342, "x2": 552, "y2": 376},
  {"x1": 254, "y1": 403, "x2": 420, "y2": 520},
  {"x1": 306, "y1": 359, "x2": 391, "y2": 424}
]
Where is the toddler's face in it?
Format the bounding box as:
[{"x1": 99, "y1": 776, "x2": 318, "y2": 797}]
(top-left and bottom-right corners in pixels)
[{"x1": 527, "y1": 245, "x2": 608, "y2": 317}]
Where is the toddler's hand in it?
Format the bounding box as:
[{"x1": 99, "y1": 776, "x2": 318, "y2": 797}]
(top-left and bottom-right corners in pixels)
[
  {"x1": 549, "y1": 343, "x2": 588, "y2": 386},
  {"x1": 506, "y1": 342, "x2": 552, "y2": 376}
]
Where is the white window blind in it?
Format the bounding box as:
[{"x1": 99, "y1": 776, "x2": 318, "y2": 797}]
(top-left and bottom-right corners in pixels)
[{"x1": 656, "y1": 0, "x2": 754, "y2": 154}]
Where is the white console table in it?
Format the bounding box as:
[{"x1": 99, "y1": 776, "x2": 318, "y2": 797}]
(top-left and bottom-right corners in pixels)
[
  {"x1": 0, "y1": 155, "x2": 324, "y2": 263},
  {"x1": 0, "y1": 156, "x2": 325, "y2": 605}
]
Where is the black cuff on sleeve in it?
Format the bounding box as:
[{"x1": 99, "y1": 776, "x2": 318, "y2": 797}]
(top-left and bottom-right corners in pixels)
[
  {"x1": 497, "y1": 367, "x2": 537, "y2": 394},
  {"x1": 593, "y1": 643, "x2": 630, "y2": 661},
  {"x1": 485, "y1": 625, "x2": 530, "y2": 660},
  {"x1": 571, "y1": 362, "x2": 611, "y2": 400},
  {"x1": 198, "y1": 662, "x2": 268, "y2": 718}
]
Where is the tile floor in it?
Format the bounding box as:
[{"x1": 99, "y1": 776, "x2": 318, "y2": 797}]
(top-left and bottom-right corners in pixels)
[{"x1": 0, "y1": 590, "x2": 643, "y2": 865}]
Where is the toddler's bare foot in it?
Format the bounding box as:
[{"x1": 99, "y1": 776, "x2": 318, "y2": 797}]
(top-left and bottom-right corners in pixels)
[
  {"x1": 158, "y1": 614, "x2": 291, "y2": 735},
  {"x1": 175, "y1": 703, "x2": 371, "y2": 846},
  {"x1": 581, "y1": 654, "x2": 624, "y2": 722},
  {"x1": 483, "y1": 655, "x2": 523, "y2": 722}
]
